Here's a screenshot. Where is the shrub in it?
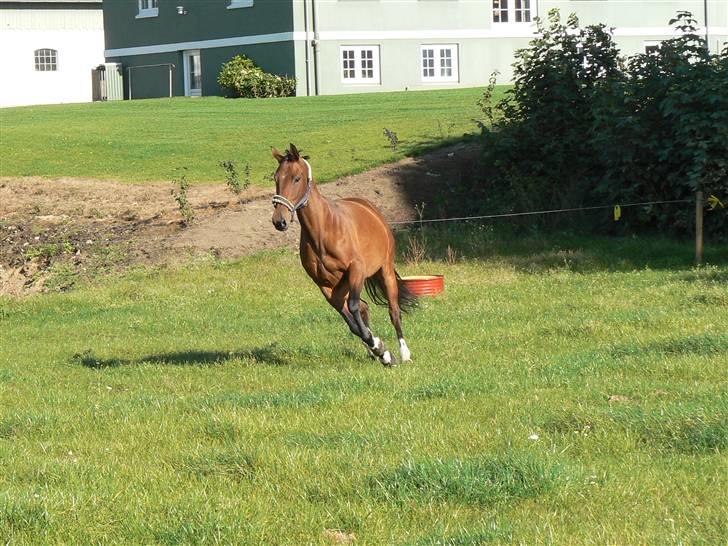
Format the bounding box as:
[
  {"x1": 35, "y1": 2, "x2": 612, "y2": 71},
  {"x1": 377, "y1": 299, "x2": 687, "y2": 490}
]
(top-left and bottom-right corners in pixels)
[
  {"x1": 592, "y1": 12, "x2": 728, "y2": 236},
  {"x1": 218, "y1": 55, "x2": 296, "y2": 98},
  {"x1": 474, "y1": 10, "x2": 728, "y2": 239}
]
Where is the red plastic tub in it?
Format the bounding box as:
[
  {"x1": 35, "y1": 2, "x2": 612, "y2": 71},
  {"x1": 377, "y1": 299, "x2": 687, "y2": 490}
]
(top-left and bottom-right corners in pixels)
[{"x1": 401, "y1": 275, "x2": 445, "y2": 297}]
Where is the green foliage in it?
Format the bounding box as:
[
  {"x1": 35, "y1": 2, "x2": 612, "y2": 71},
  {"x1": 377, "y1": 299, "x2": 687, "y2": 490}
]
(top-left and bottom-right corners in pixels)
[
  {"x1": 475, "y1": 10, "x2": 728, "y2": 239},
  {"x1": 171, "y1": 167, "x2": 194, "y2": 226},
  {"x1": 593, "y1": 12, "x2": 728, "y2": 236},
  {"x1": 383, "y1": 127, "x2": 399, "y2": 151},
  {"x1": 219, "y1": 159, "x2": 250, "y2": 204},
  {"x1": 217, "y1": 54, "x2": 296, "y2": 98},
  {"x1": 23, "y1": 241, "x2": 73, "y2": 261}
]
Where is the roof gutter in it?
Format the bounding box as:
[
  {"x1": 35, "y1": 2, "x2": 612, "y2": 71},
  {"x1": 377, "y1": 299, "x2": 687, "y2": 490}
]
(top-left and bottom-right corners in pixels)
[{"x1": 311, "y1": 0, "x2": 320, "y2": 96}]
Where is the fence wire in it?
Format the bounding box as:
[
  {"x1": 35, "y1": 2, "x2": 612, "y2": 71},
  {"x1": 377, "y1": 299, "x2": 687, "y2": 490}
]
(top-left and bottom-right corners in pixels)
[{"x1": 390, "y1": 199, "x2": 693, "y2": 228}]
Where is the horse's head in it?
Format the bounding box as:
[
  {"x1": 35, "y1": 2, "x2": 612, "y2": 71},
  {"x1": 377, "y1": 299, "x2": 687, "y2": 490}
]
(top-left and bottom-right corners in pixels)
[{"x1": 271, "y1": 143, "x2": 312, "y2": 232}]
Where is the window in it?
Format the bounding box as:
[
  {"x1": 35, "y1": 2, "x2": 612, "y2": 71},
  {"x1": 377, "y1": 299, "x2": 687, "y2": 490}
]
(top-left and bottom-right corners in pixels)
[
  {"x1": 34, "y1": 49, "x2": 57, "y2": 72},
  {"x1": 492, "y1": 0, "x2": 531, "y2": 23},
  {"x1": 340, "y1": 46, "x2": 380, "y2": 84},
  {"x1": 644, "y1": 41, "x2": 660, "y2": 55},
  {"x1": 492, "y1": 0, "x2": 508, "y2": 23},
  {"x1": 421, "y1": 45, "x2": 459, "y2": 82},
  {"x1": 514, "y1": 0, "x2": 531, "y2": 22},
  {"x1": 137, "y1": 0, "x2": 158, "y2": 18},
  {"x1": 228, "y1": 0, "x2": 254, "y2": 8}
]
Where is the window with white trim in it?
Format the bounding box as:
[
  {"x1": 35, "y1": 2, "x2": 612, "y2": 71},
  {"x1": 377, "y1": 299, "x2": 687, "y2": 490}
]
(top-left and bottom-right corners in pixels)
[
  {"x1": 492, "y1": 0, "x2": 531, "y2": 23},
  {"x1": 421, "y1": 45, "x2": 459, "y2": 82},
  {"x1": 340, "y1": 46, "x2": 380, "y2": 84},
  {"x1": 137, "y1": 0, "x2": 158, "y2": 18},
  {"x1": 34, "y1": 48, "x2": 57, "y2": 71}
]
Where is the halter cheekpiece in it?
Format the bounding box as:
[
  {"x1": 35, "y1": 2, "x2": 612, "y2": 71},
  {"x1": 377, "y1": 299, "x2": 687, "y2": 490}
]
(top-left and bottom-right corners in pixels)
[{"x1": 272, "y1": 158, "x2": 313, "y2": 221}]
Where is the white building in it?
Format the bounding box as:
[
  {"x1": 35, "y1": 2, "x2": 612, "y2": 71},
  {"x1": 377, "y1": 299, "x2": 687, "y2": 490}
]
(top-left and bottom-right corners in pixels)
[{"x1": 0, "y1": 0, "x2": 104, "y2": 108}]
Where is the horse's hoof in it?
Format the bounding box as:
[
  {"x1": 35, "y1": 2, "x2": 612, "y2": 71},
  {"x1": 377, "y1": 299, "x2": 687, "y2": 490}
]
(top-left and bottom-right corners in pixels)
[
  {"x1": 399, "y1": 339, "x2": 411, "y2": 363},
  {"x1": 380, "y1": 350, "x2": 395, "y2": 367}
]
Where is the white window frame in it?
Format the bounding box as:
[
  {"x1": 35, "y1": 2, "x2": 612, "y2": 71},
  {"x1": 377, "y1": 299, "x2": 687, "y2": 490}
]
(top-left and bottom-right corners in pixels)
[
  {"x1": 420, "y1": 44, "x2": 459, "y2": 83},
  {"x1": 492, "y1": 0, "x2": 532, "y2": 24},
  {"x1": 136, "y1": 0, "x2": 159, "y2": 19},
  {"x1": 227, "y1": 0, "x2": 254, "y2": 9},
  {"x1": 339, "y1": 46, "x2": 380, "y2": 85},
  {"x1": 34, "y1": 48, "x2": 58, "y2": 72}
]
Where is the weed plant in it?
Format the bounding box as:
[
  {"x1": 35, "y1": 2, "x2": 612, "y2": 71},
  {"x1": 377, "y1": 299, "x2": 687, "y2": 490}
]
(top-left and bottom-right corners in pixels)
[{"x1": 171, "y1": 167, "x2": 194, "y2": 226}]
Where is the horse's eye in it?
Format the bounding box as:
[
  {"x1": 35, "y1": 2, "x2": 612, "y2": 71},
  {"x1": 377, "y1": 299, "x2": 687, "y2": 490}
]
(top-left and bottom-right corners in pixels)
[{"x1": 294, "y1": 176, "x2": 301, "y2": 183}]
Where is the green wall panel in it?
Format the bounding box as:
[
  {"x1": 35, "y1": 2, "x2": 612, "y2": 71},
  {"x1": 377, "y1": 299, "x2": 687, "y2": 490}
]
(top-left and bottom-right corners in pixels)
[{"x1": 103, "y1": 0, "x2": 293, "y2": 50}]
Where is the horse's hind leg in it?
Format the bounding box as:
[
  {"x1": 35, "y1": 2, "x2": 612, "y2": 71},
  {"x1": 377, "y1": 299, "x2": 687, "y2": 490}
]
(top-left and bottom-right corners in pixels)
[
  {"x1": 348, "y1": 265, "x2": 394, "y2": 366},
  {"x1": 381, "y1": 267, "x2": 411, "y2": 362}
]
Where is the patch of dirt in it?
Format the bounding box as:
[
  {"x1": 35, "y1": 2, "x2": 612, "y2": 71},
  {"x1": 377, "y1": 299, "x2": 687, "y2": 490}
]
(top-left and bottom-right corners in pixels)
[{"x1": 0, "y1": 142, "x2": 478, "y2": 296}]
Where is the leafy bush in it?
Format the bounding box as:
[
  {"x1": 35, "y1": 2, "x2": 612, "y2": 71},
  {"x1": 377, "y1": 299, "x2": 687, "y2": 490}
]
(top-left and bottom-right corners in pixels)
[
  {"x1": 218, "y1": 55, "x2": 296, "y2": 98},
  {"x1": 474, "y1": 10, "x2": 728, "y2": 239},
  {"x1": 593, "y1": 12, "x2": 728, "y2": 235}
]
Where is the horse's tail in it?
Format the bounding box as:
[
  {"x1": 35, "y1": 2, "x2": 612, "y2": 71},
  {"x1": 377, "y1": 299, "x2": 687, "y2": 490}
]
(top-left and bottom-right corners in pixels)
[{"x1": 365, "y1": 271, "x2": 418, "y2": 312}]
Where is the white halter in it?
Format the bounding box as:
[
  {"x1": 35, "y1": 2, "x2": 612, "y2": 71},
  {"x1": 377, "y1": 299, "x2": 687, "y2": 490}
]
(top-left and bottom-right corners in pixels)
[{"x1": 272, "y1": 159, "x2": 313, "y2": 218}]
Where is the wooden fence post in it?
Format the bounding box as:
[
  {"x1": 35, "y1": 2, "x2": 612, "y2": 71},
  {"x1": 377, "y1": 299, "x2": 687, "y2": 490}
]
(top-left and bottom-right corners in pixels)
[{"x1": 695, "y1": 191, "x2": 704, "y2": 265}]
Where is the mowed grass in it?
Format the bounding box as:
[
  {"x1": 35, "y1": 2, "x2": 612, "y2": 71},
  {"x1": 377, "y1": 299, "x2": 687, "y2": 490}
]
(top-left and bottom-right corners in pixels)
[
  {"x1": 0, "y1": 87, "x2": 489, "y2": 184},
  {"x1": 1, "y1": 232, "x2": 726, "y2": 544}
]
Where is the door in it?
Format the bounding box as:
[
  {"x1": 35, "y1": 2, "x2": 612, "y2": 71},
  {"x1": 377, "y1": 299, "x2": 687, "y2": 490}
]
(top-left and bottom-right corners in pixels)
[{"x1": 183, "y1": 50, "x2": 202, "y2": 97}]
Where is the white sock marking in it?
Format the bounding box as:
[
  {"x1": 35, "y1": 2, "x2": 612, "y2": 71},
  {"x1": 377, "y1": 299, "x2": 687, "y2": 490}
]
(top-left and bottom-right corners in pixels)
[
  {"x1": 399, "y1": 338, "x2": 411, "y2": 362},
  {"x1": 382, "y1": 351, "x2": 392, "y2": 365},
  {"x1": 372, "y1": 337, "x2": 381, "y2": 350}
]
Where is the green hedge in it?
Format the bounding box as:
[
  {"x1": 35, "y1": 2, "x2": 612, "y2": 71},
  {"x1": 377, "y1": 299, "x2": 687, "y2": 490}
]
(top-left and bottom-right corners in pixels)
[
  {"x1": 474, "y1": 11, "x2": 728, "y2": 239},
  {"x1": 218, "y1": 55, "x2": 296, "y2": 98}
]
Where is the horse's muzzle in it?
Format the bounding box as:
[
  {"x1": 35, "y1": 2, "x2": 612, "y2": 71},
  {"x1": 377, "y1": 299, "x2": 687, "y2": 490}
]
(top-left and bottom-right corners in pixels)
[{"x1": 273, "y1": 217, "x2": 288, "y2": 232}]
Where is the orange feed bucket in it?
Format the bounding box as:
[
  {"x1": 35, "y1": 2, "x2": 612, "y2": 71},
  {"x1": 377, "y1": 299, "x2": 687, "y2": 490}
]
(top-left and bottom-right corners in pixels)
[{"x1": 401, "y1": 275, "x2": 445, "y2": 297}]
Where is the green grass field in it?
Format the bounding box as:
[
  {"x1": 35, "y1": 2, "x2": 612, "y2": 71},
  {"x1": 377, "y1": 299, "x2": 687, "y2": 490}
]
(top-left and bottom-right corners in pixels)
[
  {"x1": 0, "y1": 88, "x2": 488, "y2": 184},
  {"x1": 2, "y1": 231, "x2": 726, "y2": 544}
]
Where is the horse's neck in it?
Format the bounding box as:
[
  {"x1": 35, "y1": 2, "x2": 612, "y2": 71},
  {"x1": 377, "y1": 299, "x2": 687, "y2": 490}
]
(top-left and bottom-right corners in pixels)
[{"x1": 296, "y1": 184, "x2": 331, "y2": 248}]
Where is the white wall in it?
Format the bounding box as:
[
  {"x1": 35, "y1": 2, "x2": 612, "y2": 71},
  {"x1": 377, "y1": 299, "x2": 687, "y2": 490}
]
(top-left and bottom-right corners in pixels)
[{"x1": 0, "y1": 9, "x2": 104, "y2": 108}]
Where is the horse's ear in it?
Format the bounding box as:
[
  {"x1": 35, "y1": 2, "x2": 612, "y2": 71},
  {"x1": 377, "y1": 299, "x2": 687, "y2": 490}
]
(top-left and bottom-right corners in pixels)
[
  {"x1": 272, "y1": 147, "x2": 285, "y2": 163},
  {"x1": 289, "y1": 143, "x2": 300, "y2": 161}
]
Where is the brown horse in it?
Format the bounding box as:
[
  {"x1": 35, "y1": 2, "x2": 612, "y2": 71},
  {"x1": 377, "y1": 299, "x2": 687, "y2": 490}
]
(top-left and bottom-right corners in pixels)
[{"x1": 271, "y1": 143, "x2": 416, "y2": 366}]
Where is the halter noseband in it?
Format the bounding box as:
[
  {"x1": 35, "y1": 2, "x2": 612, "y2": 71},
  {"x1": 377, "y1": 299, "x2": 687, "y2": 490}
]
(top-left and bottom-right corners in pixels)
[{"x1": 272, "y1": 159, "x2": 313, "y2": 220}]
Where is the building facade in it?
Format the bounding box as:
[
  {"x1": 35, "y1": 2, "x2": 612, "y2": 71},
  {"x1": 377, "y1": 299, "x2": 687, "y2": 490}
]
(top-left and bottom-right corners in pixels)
[
  {"x1": 0, "y1": 0, "x2": 104, "y2": 107},
  {"x1": 103, "y1": 0, "x2": 728, "y2": 100}
]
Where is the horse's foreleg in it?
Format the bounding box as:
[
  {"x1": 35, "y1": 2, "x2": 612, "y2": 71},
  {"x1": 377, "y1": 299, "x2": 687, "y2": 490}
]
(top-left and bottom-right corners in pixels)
[
  {"x1": 323, "y1": 282, "x2": 376, "y2": 354},
  {"x1": 359, "y1": 300, "x2": 377, "y2": 360},
  {"x1": 322, "y1": 284, "x2": 362, "y2": 338}
]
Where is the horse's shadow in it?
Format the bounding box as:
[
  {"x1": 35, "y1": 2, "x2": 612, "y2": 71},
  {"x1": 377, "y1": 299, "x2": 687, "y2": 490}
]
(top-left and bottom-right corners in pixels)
[{"x1": 74, "y1": 344, "x2": 289, "y2": 369}]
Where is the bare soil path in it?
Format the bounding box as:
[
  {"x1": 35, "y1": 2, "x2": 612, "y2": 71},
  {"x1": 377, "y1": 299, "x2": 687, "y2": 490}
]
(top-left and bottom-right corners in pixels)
[{"x1": 1, "y1": 142, "x2": 478, "y2": 295}]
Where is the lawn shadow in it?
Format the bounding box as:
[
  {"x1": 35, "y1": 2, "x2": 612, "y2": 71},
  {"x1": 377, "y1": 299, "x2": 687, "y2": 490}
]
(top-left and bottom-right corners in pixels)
[{"x1": 73, "y1": 343, "x2": 289, "y2": 369}]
